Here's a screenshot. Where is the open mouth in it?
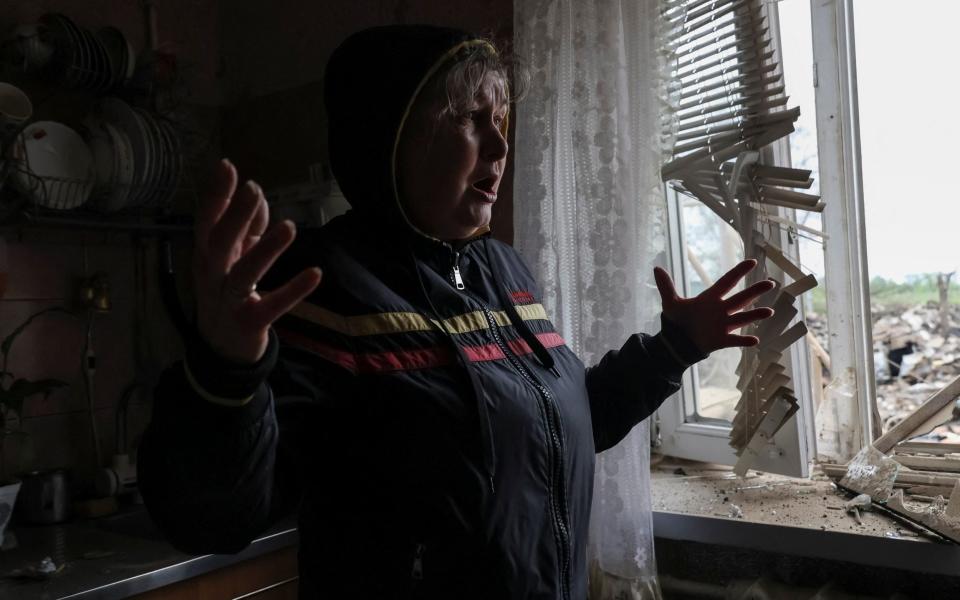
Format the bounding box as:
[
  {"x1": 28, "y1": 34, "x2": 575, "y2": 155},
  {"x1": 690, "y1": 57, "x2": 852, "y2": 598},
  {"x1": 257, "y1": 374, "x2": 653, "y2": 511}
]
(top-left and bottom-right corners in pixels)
[{"x1": 472, "y1": 176, "x2": 499, "y2": 199}]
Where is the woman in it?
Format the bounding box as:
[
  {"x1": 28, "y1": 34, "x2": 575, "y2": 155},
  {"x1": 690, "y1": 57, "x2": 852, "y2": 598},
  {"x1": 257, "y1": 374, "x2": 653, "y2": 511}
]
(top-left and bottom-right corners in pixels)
[{"x1": 139, "y1": 25, "x2": 773, "y2": 599}]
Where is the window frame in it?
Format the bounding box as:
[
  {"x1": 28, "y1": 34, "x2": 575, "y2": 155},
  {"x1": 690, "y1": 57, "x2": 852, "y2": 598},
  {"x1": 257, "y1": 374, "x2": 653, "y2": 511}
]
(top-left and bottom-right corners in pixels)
[{"x1": 808, "y1": 0, "x2": 876, "y2": 457}]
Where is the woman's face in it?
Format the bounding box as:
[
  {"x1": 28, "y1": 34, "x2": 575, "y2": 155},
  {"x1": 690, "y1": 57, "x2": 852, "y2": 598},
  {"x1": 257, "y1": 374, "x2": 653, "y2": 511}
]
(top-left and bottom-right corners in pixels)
[{"x1": 397, "y1": 74, "x2": 509, "y2": 242}]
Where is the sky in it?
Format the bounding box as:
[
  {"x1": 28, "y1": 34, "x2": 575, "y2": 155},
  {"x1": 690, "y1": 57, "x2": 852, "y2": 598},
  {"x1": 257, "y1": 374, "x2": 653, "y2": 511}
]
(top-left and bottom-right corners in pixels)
[{"x1": 777, "y1": 0, "x2": 960, "y2": 283}]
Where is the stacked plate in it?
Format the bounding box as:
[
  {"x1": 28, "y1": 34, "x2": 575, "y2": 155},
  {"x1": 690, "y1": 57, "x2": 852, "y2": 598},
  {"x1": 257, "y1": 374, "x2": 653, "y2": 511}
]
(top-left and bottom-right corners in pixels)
[
  {"x1": 39, "y1": 14, "x2": 134, "y2": 92},
  {"x1": 93, "y1": 98, "x2": 182, "y2": 212},
  {"x1": 84, "y1": 111, "x2": 135, "y2": 212}
]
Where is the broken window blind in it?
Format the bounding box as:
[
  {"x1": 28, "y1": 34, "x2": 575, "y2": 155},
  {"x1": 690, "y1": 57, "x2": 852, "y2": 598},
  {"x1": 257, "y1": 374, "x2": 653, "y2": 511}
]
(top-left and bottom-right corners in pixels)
[{"x1": 660, "y1": 0, "x2": 823, "y2": 475}]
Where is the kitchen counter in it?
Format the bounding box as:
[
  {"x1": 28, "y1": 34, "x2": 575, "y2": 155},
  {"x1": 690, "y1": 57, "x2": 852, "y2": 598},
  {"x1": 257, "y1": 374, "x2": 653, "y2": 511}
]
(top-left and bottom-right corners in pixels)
[{"x1": 0, "y1": 507, "x2": 298, "y2": 599}]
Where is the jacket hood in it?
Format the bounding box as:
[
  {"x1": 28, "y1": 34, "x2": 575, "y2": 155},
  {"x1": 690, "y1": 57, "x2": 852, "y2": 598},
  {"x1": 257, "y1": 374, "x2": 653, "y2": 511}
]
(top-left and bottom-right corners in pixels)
[{"x1": 324, "y1": 25, "x2": 493, "y2": 237}]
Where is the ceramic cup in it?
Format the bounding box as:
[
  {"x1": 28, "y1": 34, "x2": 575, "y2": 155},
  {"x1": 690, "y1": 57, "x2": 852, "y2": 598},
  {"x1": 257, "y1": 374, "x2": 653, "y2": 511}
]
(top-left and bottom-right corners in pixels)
[{"x1": 0, "y1": 82, "x2": 32, "y2": 144}]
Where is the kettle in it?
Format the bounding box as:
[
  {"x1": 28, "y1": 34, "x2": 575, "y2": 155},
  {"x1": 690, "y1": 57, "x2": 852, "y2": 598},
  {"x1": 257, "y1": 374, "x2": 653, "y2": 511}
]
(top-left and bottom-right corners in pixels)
[{"x1": 18, "y1": 469, "x2": 70, "y2": 524}]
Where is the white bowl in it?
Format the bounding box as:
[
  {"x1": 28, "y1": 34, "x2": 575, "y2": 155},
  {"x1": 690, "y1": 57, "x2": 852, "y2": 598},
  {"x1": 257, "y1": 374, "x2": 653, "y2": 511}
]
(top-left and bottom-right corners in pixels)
[{"x1": 14, "y1": 121, "x2": 95, "y2": 210}]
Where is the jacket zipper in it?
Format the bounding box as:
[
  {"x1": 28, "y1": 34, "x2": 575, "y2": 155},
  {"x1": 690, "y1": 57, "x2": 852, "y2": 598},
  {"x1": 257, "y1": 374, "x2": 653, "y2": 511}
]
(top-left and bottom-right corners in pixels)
[
  {"x1": 452, "y1": 254, "x2": 466, "y2": 290},
  {"x1": 449, "y1": 252, "x2": 572, "y2": 600}
]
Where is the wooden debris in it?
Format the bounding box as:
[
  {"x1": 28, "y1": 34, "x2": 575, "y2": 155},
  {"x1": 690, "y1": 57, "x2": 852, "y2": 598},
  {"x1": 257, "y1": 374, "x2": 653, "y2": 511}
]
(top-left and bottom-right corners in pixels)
[
  {"x1": 823, "y1": 463, "x2": 960, "y2": 487},
  {"x1": 824, "y1": 455, "x2": 960, "y2": 544},
  {"x1": 895, "y1": 441, "x2": 960, "y2": 456},
  {"x1": 893, "y1": 455, "x2": 960, "y2": 473},
  {"x1": 900, "y1": 485, "x2": 956, "y2": 498},
  {"x1": 873, "y1": 374, "x2": 960, "y2": 453},
  {"x1": 886, "y1": 481, "x2": 960, "y2": 544}
]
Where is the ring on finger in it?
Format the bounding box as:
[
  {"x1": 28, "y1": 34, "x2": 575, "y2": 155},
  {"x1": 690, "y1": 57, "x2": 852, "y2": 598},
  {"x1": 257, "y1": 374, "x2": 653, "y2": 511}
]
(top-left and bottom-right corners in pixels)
[{"x1": 225, "y1": 281, "x2": 258, "y2": 299}]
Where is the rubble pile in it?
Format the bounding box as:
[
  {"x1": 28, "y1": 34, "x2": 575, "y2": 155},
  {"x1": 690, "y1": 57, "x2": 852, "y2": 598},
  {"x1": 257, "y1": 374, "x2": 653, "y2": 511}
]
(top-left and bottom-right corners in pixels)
[
  {"x1": 806, "y1": 302, "x2": 960, "y2": 442},
  {"x1": 871, "y1": 303, "x2": 960, "y2": 379},
  {"x1": 871, "y1": 303, "x2": 960, "y2": 439},
  {"x1": 813, "y1": 303, "x2": 960, "y2": 542},
  {"x1": 809, "y1": 302, "x2": 960, "y2": 440},
  {"x1": 806, "y1": 310, "x2": 829, "y2": 349}
]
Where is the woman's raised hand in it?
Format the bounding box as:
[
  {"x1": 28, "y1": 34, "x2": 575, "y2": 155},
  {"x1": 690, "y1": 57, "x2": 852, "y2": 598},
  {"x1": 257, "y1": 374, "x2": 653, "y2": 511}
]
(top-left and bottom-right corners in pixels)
[
  {"x1": 653, "y1": 259, "x2": 775, "y2": 355},
  {"x1": 193, "y1": 159, "x2": 322, "y2": 364}
]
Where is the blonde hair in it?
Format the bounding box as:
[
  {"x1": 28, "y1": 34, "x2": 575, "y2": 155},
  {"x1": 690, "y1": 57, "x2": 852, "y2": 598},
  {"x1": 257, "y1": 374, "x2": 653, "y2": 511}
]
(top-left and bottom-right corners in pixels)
[{"x1": 424, "y1": 40, "x2": 527, "y2": 122}]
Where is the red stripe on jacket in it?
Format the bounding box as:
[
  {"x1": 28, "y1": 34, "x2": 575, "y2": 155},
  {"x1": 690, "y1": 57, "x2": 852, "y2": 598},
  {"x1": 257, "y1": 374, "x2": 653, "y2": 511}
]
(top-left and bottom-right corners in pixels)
[{"x1": 277, "y1": 329, "x2": 566, "y2": 374}]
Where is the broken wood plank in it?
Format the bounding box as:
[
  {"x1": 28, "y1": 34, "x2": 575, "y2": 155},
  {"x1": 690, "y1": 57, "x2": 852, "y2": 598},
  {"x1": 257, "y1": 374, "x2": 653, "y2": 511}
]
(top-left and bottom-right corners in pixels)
[
  {"x1": 806, "y1": 331, "x2": 831, "y2": 372},
  {"x1": 873, "y1": 374, "x2": 960, "y2": 454},
  {"x1": 896, "y1": 470, "x2": 960, "y2": 486},
  {"x1": 900, "y1": 484, "x2": 956, "y2": 498},
  {"x1": 823, "y1": 463, "x2": 960, "y2": 487},
  {"x1": 893, "y1": 455, "x2": 960, "y2": 474},
  {"x1": 902, "y1": 403, "x2": 957, "y2": 448},
  {"x1": 686, "y1": 244, "x2": 714, "y2": 287},
  {"x1": 896, "y1": 441, "x2": 960, "y2": 456}
]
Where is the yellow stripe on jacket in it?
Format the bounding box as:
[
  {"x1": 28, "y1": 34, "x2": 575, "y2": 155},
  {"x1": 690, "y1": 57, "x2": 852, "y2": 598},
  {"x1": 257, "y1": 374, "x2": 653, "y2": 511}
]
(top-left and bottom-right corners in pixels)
[{"x1": 289, "y1": 302, "x2": 550, "y2": 337}]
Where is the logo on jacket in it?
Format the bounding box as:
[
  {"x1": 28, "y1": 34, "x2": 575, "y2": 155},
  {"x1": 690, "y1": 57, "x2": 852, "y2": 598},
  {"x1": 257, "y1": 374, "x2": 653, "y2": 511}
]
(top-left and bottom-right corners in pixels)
[{"x1": 510, "y1": 290, "x2": 537, "y2": 305}]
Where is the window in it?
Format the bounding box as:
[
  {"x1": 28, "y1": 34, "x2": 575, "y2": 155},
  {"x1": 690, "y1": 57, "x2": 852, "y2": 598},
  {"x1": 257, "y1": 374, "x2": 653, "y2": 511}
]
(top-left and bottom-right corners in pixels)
[{"x1": 655, "y1": 0, "x2": 876, "y2": 474}]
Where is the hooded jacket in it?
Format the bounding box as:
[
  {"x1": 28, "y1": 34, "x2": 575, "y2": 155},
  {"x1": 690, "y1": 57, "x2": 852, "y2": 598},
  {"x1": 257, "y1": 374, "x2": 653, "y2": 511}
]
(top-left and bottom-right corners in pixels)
[{"x1": 138, "y1": 25, "x2": 704, "y2": 600}]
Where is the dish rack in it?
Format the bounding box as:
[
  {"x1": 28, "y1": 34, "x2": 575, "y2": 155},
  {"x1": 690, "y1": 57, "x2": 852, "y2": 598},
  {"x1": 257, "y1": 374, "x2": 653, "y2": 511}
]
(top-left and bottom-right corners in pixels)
[
  {"x1": 0, "y1": 12, "x2": 196, "y2": 234},
  {"x1": 0, "y1": 125, "x2": 192, "y2": 233}
]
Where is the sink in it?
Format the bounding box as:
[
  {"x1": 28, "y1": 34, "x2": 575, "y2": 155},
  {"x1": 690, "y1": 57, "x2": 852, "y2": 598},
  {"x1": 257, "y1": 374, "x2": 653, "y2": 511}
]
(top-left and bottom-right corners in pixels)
[{"x1": 94, "y1": 508, "x2": 166, "y2": 541}]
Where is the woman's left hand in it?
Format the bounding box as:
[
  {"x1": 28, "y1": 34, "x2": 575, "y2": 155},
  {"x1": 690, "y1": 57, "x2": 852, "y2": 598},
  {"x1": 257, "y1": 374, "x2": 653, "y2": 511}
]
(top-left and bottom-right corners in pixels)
[{"x1": 653, "y1": 259, "x2": 776, "y2": 355}]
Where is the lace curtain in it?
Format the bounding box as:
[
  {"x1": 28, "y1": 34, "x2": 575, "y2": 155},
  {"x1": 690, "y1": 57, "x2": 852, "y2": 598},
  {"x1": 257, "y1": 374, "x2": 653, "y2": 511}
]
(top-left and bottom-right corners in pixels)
[{"x1": 513, "y1": 0, "x2": 673, "y2": 597}]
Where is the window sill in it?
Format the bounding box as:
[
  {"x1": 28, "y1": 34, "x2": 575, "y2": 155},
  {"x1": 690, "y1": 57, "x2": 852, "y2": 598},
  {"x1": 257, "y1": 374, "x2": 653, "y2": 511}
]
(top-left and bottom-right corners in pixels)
[{"x1": 650, "y1": 459, "x2": 960, "y2": 577}]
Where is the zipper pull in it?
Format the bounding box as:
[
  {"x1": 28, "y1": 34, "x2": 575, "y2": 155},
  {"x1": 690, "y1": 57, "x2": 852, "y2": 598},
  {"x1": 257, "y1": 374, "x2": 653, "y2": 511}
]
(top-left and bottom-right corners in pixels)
[
  {"x1": 411, "y1": 543, "x2": 425, "y2": 580},
  {"x1": 453, "y1": 265, "x2": 465, "y2": 290},
  {"x1": 451, "y1": 252, "x2": 465, "y2": 290}
]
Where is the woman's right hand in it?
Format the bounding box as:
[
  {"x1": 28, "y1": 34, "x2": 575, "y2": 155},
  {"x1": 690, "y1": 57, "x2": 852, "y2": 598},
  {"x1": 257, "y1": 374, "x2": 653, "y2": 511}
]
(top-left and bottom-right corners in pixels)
[{"x1": 193, "y1": 159, "x2": 323, "y2": 364}]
